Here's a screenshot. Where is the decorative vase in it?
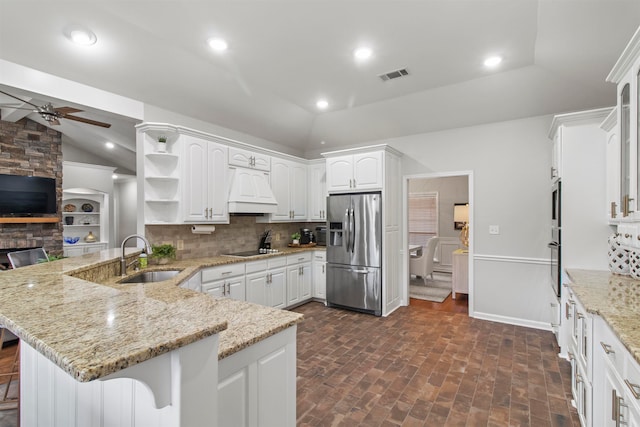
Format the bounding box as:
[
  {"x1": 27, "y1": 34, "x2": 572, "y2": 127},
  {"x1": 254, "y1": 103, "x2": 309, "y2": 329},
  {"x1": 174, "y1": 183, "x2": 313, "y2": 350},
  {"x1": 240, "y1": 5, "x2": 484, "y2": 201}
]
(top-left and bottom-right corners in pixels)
[
  {"x1": 157, "y1": 142, "x2": 167, "y2": 153},
  {"x1": 608, "y1": 233, "x2": 630, "y2": 275},
  {"x1": 64, "y1": 216, "x2": 74, "y2": 225},
  {"x1": 84, "y1": 231, "x2": 97, "y2": 243},
  {"x1": 292, "y1": 239, "x2": 299, "y2": 245}
]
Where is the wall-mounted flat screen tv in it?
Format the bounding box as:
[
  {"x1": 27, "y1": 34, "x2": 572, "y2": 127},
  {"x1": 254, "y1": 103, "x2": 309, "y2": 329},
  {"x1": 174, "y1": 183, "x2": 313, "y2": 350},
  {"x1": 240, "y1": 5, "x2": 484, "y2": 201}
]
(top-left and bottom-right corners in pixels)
[{"x1": 0, "y1": 174, "x2": 57, "y2": 216}]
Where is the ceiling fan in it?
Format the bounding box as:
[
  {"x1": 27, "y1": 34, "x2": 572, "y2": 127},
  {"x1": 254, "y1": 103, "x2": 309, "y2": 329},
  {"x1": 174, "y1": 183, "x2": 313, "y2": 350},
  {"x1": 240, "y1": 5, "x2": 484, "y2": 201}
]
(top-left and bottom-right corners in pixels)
[{"x1": 0, "y1": 90, "x2": 111, "y2": 128}]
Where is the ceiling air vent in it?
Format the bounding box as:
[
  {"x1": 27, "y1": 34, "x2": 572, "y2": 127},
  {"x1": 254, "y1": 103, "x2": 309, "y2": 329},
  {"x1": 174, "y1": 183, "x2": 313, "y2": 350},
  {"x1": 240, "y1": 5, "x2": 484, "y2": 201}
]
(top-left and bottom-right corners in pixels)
[{"x1": 378, "y1": 68, "x2": 409, "y2": 82}]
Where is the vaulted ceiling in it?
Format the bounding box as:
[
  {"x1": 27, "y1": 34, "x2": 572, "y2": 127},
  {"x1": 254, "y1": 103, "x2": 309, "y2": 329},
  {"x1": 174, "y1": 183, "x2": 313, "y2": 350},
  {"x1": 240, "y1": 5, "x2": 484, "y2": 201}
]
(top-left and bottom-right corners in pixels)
[{"x1": 0, "y1": 0, "x2": 639, "y2": 170}]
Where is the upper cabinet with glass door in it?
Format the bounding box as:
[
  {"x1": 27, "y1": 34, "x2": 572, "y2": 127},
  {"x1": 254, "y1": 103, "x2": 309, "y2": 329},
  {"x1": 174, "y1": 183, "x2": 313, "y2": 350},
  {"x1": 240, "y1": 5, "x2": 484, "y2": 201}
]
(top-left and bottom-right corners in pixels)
[{"x1": 606, "y1": 26, "x2": 640, "y2": 222}]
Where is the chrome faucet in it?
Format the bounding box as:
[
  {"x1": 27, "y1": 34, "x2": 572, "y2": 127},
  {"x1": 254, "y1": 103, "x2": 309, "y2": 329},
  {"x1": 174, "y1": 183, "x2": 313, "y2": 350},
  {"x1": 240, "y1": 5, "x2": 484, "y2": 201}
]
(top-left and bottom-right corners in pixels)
[{"x1": 120, "y1": 234, "x2": 153, "y2": 276}]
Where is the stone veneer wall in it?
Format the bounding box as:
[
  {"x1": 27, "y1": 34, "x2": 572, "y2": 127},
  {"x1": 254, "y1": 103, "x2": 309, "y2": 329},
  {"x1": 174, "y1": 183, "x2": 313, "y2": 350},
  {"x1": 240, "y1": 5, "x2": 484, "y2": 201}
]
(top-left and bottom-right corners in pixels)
[
  {"x1": 0, "y1": 118, "x2": 63, "y2": 256},
  {"x1": 145, "y1": 216, "x2": 324, "y2": 260}
]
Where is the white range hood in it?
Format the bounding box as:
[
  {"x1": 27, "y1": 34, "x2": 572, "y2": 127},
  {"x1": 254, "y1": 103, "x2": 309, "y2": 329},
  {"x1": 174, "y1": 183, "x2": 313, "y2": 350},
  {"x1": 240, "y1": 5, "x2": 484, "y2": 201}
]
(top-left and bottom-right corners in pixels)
[{"x1": 227, "y1": 167, "x2": 279, "y2": 214}]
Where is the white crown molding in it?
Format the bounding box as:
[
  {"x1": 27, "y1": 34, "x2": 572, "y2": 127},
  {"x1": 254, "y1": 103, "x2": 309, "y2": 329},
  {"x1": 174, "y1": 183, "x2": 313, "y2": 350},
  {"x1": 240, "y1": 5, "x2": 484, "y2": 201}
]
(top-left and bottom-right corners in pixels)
[
  {"x1": 607, "y1": 26, "x2": 640, "y2": 84},
  {"x1": 600, "y1": 106, "x2": 617, "y2": 131},
  {"x1": 547, "y1": 107, "x2": 614, "y2": 139}
]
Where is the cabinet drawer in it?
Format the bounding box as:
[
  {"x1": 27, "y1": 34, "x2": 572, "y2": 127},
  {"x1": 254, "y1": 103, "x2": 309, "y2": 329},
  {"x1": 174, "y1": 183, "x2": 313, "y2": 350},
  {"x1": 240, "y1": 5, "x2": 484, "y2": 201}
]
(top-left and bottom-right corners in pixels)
[
  {"x1": 268, "y1": 256, "x2": 287, "y2": 269},
  {"x1": 287, "y1": 252, "x2": 312, "y2": 265},
  {"x1": 595, "y1": 317, "x2": 625, "y2": 375},
  {"x1": 624, "y1": 350, "x2": 640, "y2": 406},
  {"x1": 246, "y1": 260, "x2": 269, "y2": 274},
  {"x1": 202, "y1": 263, "x2": 245, "y2": 282},
  {"x1": 313, "y1": 251, "x2": 326, "y2": 261}
]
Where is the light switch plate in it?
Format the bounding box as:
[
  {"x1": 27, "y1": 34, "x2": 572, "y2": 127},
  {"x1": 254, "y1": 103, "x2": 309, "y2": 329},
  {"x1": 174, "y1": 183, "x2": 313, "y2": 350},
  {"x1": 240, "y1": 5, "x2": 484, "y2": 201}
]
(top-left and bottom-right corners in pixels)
[
  {"x1": 489, "y1": 225, "x2": 500, "y2": 235},
  {"x1": 177, "y1": 240, "x2": 184, "y2": 250}
]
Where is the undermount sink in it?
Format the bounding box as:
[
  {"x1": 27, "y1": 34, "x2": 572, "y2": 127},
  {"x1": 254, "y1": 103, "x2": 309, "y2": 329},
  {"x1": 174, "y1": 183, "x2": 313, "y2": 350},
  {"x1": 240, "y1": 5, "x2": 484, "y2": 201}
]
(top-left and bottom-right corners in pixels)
[{"x1": 118, "y1": 269, "x2": 183, "y2": 284}]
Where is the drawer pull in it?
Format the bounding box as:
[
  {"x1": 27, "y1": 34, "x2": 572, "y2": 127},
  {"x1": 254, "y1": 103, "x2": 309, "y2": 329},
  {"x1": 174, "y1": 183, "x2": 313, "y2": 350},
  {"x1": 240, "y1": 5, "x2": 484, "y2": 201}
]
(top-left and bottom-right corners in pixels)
[
  {"x1": 601, "y1": 342, "x2": 615, "y2": 355},
  {"x1": 576, "y1": 313, "x2": 584, "y2": 319},
  {"x1": 221, "y1": 271, "x2": 232, "y2": 276},
  {"x1": 625, "y1": 379, "x2": 640, "y2": 399},
  {"x1": 568, "y1": 351, "x2": 575, "y2": 361}
]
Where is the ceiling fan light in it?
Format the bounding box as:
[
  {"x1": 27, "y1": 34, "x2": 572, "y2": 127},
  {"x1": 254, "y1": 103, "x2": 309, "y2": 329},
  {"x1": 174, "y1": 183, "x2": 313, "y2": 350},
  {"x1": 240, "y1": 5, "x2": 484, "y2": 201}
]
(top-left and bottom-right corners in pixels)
[
  {"x1": 105, "y1": 142, "x2": 115, "y2": 149},
  {"x1": 316, "y1": 99, "x2": 329, "y2": 110}
]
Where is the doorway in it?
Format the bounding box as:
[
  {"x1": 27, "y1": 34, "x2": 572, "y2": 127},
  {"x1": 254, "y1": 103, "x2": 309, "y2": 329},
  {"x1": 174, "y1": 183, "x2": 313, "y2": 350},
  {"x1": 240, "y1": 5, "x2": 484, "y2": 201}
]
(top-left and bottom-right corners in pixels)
[{"x1": 402, "y1": 171, "x2": 473, "y2": 316}]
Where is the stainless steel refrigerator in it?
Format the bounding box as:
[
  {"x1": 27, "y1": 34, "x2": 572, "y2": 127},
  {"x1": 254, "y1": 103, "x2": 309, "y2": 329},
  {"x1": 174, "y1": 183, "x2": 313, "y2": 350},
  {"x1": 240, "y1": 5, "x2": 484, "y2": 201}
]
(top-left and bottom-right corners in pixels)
[{"x1": 326, "y1": 192, "x2": 382, "y2": 316}]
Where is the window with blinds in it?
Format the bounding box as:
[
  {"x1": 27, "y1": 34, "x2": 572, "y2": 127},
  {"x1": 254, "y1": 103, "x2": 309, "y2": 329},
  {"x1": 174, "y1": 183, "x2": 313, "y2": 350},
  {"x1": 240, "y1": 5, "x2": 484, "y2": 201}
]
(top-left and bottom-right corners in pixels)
[{"x1": 408, "y1": 192, "x2": 438, "y2": 248}]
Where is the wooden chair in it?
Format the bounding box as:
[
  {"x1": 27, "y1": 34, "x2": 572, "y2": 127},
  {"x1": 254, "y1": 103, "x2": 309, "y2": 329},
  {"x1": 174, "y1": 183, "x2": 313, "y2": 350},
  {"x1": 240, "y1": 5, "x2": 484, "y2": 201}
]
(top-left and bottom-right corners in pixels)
[{"x1": 409, "y1": 237, "x2": 440, "y2": 284}]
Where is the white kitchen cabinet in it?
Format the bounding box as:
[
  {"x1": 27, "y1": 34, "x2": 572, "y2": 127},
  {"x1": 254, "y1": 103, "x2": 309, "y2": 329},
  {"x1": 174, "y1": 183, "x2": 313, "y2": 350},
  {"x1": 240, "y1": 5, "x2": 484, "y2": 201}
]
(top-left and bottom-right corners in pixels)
[
  {"x1": 201, "y1": 263, "x2": 246, "y2": 301},
  {"x1": 63, "y1": 242, "x2": 107, "y2": 257},
  {"x1": 246, "y1": 258, "x2": 287, "y2": 309},
  {"x1": 268, "y1": 157, "x2": 308, "y2": 221},
  {"x1": 307, "y1": 160, "x2": 327, "y2": 221},
  {"x1": 325, "y1": 151, "x2": 383, "y2": 193},
  {"x1": 218, "y1": 327, "x2": 296, "y2": 427},
  {"x1": 606, "y1": 27, "x2": 640, "y2": 221},
  {"x1": 286, "y1": 253, "x2": 312, "y2": 307},
  {"x1": 312, "y1": 251, "x2": 326, "y2": 300},
  {"x1": 180, "y1": 272, "x2": 202, "y2": 292},
  {"x1": 548, "y1": 109, "x2": 612, "y2": 274},
  {"x1": 182, "y1": 135, "x2": 228, "y2": 223},
  {"x1": 602, "y1": 108, "x2": 621, "y2": 222},
  {"x1": 228, "y1": 146, "x2": 270, "y2": 171}
]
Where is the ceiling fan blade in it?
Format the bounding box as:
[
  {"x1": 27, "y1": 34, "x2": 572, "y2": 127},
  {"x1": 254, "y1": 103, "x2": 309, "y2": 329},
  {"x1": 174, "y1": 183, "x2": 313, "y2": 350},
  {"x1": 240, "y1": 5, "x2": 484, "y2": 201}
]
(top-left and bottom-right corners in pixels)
[
  {"x1": 0, "y1": 105, "x2": 37, "y2": 112},
  {"x1": 0, "y1": 90, "x2": 40, "y2": 109},
  {"x1": 54, "y1": 106, "x2": 82, "y2": 114},
  {"x1": 63, "y1": 114, "x2": 112, "y2": 128}
]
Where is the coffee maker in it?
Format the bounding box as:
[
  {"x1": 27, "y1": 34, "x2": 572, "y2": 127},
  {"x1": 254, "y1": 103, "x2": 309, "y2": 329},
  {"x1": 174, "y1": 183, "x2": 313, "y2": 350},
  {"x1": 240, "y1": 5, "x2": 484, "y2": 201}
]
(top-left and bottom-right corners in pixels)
[{"x1": 300, "y1": 228, "x2": 313, "y2": 244}]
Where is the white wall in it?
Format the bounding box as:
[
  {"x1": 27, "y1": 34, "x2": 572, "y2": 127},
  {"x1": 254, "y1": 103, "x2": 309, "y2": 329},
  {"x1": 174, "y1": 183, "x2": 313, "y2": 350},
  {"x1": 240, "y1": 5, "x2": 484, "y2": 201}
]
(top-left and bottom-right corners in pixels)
[{"x1": 388, "y1": 115, "x2": 555, "y2": 328}]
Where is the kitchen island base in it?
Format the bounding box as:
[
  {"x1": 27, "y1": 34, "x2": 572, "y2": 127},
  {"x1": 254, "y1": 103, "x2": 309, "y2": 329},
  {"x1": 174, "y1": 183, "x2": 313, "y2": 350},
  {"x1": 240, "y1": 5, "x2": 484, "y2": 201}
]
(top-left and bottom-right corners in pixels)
[{"x1": 20, "y1": 335, "x2": 219, "y2": 426}]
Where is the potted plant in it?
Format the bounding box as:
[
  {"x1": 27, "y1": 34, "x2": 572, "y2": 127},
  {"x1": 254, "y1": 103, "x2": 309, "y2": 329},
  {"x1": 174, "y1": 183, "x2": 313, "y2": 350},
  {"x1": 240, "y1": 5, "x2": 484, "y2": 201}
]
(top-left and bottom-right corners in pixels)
[
  {"x1": 291, "y1": 232, "x2": 301, "y2": 245},
  {"x1": 150, "y1": 243, "x2": 176, "y2": 265},
  {"x1": 157, "y1": 135, "x2": 167, "y2": 152}
]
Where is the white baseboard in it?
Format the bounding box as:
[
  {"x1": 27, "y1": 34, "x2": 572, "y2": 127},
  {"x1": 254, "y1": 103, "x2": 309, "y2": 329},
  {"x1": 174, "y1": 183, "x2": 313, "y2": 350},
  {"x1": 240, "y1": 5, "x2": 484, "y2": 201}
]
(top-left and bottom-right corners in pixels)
[{"x1": 473, "y1": 311, "x2": 552, "y2": 332}]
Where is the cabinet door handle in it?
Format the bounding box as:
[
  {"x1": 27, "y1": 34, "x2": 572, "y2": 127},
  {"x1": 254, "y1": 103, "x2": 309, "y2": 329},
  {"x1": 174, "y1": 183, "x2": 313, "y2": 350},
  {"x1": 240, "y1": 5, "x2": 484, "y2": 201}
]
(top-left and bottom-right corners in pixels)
[
  {"x1": 565, "y1": 302, "x2": 571, "y2": 319},
  {"x1": 601, "y1": 342, "x2": 615, "y2": 355},
  {"x1": 577, "y1": 313, "x2": 584, "y2": 319},
  {"x1": 568, "y1": 351, "x2": 574, "y2": 361},
  {"x1": 611, "y1": 201, "x2": 617, "y2": 219},
  {"x1": 209, "y1": 208, "x2": 213, "y2": 218},
  {"x1": 226, "y1": 282, "x2": 231, "y2": 295},
  {"x1": 625, "y1": 379, "x2": 640, "y2": 399},
  {"x1": 322, "y1": 265, "x2": 325, "y2": 273}
]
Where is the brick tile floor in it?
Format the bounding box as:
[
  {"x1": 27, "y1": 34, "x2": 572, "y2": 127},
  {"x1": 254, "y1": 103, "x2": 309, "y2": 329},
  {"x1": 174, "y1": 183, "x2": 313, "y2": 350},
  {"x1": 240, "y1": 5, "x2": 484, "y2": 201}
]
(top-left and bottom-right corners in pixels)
[{"x1": 293, "y1": 302, "x2": 579, "y2": 427}]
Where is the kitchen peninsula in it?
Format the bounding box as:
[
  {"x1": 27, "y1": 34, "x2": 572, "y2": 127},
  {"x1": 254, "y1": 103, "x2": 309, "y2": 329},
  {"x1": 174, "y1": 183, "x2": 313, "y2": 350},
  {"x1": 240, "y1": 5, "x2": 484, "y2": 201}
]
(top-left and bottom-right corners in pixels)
[{"x1": 0, "y1": 248, "x2": 304, "y2": 426}]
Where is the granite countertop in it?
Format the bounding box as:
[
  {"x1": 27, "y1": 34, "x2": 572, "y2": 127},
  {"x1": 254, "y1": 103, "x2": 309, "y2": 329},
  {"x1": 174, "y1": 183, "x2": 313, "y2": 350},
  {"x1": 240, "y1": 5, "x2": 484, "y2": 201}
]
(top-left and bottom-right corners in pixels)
[
  {"x1": 566, "y1": 269, "x2": 640, "y2": 364},
  {"x1": 0, "y1": 247, "x2": 313, "y2": 382}
]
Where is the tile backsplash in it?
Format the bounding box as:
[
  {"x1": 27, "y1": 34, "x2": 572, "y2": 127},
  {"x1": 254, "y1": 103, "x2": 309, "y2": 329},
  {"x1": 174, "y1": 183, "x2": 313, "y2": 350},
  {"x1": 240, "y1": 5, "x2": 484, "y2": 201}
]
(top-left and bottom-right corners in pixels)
[{"x1": 146, "y1": 216, "x2": 323, "y2": 260}]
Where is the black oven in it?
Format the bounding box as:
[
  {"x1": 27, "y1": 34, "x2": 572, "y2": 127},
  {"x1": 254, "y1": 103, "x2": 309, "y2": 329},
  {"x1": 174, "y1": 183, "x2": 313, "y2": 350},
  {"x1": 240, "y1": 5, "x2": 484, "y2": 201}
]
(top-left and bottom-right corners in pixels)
[{"x1": 549, "y1": 181, "x2": 561, "y2": 297}]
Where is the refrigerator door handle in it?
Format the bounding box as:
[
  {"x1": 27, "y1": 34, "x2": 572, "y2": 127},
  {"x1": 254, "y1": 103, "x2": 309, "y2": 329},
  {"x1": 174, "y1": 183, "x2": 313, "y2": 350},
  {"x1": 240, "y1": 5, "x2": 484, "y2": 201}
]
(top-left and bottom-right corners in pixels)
[
  {"x1": 344, "y1": 208, "x2": 350, "y2": 251},
  {"x1": 350, "y1": 208, "x2": 355, "y2": 252}
]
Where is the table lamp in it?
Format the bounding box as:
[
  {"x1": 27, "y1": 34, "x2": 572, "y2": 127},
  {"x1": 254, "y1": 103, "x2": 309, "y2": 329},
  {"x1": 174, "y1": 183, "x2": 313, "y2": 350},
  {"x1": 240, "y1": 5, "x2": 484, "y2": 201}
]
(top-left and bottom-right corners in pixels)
[{"x1": 454, "y1": 204, "x2": 469, "y2": 247}]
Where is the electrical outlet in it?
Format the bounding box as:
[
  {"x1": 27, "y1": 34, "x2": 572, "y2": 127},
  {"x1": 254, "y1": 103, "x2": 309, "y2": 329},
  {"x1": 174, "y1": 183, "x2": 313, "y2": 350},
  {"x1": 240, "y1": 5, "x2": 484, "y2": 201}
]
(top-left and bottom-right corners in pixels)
[
  {"x1": 275, "y1": 233, "x2": 281, "y2": 241},
  {"x1": 489, "y1": 225, "x2": 500, "y2": 235},
  {"x1": 177, "y1": 240, "x2": 184, "y2": 250}
]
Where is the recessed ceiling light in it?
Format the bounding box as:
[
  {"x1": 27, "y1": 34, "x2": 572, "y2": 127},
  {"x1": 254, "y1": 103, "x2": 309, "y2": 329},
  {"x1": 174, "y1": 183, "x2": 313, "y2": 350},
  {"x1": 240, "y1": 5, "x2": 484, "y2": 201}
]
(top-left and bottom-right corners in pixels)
[
  {"x1": 105, "y1": 142, "x2": 115, "y2": 149},
  {"x1": 208, "y1": 38, "x2": 228, "y2": 52},
  {"x1": 316, "y1": 99, "x2": 329, "y2": 110},
  {"x1": 64, "y1": 26, "x2": 97, "y2": 46},
  {"x1": 484, "y1": 56, "x2": 502, "y2": 68},
  {"x1": 354, "y1": 47, "x2": 373, "y2": 60},
  {"x1": 320, "y1": 141, "x2": 326, "y2": 145},
  {"x1": 112, "y1": 174, "x2": 119, "y2": 180}
]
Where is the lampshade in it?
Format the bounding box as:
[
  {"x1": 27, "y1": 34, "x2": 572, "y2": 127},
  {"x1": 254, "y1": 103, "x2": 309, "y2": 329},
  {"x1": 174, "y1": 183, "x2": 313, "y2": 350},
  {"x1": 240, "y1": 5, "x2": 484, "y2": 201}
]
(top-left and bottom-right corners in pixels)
[{"x1": 454, "y1": 204, "x2": 469, "y2": 223}]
